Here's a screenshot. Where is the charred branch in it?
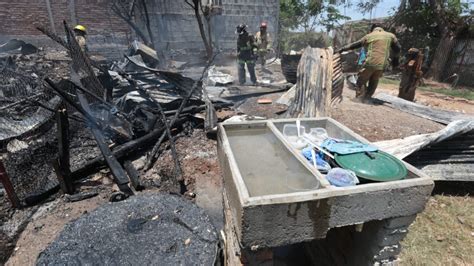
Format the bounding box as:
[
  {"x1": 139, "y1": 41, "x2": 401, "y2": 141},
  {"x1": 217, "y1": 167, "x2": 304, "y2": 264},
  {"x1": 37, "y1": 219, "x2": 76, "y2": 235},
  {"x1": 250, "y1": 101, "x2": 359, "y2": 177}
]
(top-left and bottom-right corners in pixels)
[
  {"x1": 144, "y1": 53, "x2": 218, "y2": 170},
  {"x1": 111, "y1": 0, "x2": 153, "y2": 47}
]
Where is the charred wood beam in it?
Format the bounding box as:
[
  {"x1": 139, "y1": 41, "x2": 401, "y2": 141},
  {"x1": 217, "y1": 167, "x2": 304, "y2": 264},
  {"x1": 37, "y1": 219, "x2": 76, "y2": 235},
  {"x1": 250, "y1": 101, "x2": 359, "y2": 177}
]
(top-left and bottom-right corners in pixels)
[
  {"x1": 123, "y1": 160, "x2": 143, "y2": 191},
  {"x1": 163, "y1": 102, "x2": 232, "y2": 116},
  {"x1": 30, "y1": 99, "x2": 85, "y2": 123},
  {"x1": 76, "y1": 91, "x2": 133, "y2": 195},
  {"x1": 65, "y1": 80, "x2": 133, "y2": 126},
  {"x1": 69, "y1": 117, "x2": 188, "y2": 181},
  {"x1": 54, "y1": 107, "x2": 74, "y2": 194},
  {"x1": 45, "y1": 78, "x2": 98, "y2": 126},
  {"x1": 154, "y1": 99, "x2": 182, "y2": 179},
  {"x1": 0, "y1": 160, "x2": 21, "y2": 208}
]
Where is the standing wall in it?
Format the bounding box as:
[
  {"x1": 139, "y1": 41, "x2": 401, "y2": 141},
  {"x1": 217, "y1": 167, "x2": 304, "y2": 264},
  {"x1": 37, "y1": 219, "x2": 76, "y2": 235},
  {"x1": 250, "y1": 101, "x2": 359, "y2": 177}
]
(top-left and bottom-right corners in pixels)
[{"x1": 144, "y1": 0, "x2": 280, "y2": 56}]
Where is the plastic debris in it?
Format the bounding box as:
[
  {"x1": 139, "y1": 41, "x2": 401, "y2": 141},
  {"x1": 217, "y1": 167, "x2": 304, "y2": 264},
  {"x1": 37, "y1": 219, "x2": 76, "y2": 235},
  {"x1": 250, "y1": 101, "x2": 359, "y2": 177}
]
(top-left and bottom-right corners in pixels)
[{"x1": 326, "y1": 168, "x2": 359, "y2": 187}]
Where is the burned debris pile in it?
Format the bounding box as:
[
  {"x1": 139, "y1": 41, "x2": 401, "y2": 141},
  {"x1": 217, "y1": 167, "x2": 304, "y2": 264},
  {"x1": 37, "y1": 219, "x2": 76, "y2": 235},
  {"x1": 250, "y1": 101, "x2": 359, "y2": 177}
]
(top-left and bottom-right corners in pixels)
[
  {"x1": 0, "y1": 22, "x2": 231, "y2": 207},
  {"x1": 37, "y1": 194, "x2": 220, "y2": 265}
]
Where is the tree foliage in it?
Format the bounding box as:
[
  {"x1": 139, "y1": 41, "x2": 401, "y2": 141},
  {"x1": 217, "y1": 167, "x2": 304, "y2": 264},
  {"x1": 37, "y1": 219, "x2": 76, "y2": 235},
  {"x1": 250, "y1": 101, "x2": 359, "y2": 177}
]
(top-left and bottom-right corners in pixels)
[
  {"x1": 390, "y1": 0, "x2": 472, "y2": 80},
  {"x1": 279, "y1": 0, "x2": 350, "y2": 52}
]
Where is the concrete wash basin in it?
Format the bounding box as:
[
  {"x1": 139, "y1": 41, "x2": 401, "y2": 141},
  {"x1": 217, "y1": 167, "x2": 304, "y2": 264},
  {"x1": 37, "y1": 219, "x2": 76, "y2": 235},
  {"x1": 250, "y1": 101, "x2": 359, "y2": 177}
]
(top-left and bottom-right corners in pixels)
[{"x1": 218, "y1": 117, "x2": 434, "y2": 249}]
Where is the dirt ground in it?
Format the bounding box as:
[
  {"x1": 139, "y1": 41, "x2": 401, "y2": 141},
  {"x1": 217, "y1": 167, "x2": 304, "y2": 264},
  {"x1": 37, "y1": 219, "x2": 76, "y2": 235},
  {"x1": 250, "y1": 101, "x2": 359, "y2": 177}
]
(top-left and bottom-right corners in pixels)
[
  {"x1": 2, "y1": 76, "x2": 473, "y2": 265},
  {"x1": 378, "y1": 80, "x2": 474, "y2": 114}
]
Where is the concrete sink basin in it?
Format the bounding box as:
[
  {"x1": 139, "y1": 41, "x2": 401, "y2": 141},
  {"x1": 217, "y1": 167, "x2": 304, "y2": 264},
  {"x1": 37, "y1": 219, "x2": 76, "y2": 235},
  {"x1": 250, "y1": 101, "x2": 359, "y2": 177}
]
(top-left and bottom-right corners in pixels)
[{"x1": 218, "y1": 117, "x2": 433, "y2": 250}]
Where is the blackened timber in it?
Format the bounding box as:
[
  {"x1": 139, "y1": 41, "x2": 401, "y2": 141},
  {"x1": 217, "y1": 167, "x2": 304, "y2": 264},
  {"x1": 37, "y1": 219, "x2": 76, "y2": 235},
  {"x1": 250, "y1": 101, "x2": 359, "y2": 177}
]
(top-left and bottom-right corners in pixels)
[
  {"x1": 0, "y1": 160, "x2": 21, "y2": 208},
  {"x1": 76, "y1": 91, "x2": 132, "y2": 193},
  {"x1": 55, "y1": 107, "x2": 74, "y2": 194},
  {"x1": 123, "y1": 160, "x2": 143, "y2": 191},
  {"x1": 69, "y1": 117, "x2": 187, "y2": 181}
]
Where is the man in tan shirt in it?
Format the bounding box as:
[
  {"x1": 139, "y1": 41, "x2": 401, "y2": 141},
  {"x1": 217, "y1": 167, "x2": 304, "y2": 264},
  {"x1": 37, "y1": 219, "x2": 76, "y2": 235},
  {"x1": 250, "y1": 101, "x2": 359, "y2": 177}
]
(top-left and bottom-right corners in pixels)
[
  {"x1": 338, "y1": 24, "x2": 401, "y2": 100},
  {"x1": 255, "y1": 22, "x2": 272, "y2": 68}
]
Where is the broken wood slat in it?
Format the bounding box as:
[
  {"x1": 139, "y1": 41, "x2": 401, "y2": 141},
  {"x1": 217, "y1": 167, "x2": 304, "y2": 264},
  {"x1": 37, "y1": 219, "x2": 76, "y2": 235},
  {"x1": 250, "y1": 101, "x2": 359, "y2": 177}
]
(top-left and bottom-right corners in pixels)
[
  {"x1": 55, "y1": 107, "x2": 74, "y2": 194},
  {"x1": 374, "y1": 93, "x2": 474, "y2": 125},
  {"x1": 286, "y1": 47, "x2": 334, "y2": 118},
  {"x1": 0, "y1": 160, "x2": 21, "y2": 208}
]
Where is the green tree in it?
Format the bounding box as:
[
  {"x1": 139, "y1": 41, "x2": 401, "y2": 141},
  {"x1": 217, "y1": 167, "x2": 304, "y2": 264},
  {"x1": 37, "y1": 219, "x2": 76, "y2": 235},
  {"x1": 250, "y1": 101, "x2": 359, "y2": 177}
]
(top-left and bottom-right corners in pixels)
[
  {"x1": 391, "y1": 0, "x2": 472, "y2": 81},
  {"x1": 279, "y1": 0, "x2": 350, "y2": 52}
]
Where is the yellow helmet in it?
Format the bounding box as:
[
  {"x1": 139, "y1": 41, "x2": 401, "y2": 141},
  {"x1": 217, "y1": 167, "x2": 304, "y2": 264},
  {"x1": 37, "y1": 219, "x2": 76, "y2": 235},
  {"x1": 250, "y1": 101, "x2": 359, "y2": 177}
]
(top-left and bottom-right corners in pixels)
[{"x1": 74, "y1": 25, "x2": 87, "y2": 34}]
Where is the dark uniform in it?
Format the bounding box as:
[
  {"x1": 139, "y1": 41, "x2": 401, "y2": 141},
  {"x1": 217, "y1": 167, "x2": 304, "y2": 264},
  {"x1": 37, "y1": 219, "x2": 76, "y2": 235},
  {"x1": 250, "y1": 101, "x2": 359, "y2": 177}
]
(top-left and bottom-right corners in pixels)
[
  {"x1": 237, "y1": 25, "x2": 257, "y2": 85},
  {"x1": 340, "y1": 26, "x2": 401, "y2": 99}
]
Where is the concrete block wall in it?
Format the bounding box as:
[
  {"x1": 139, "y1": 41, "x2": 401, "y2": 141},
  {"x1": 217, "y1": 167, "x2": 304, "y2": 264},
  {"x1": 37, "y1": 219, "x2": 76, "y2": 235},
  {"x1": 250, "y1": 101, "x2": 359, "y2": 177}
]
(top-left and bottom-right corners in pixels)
[
  {"x1": 144, "y1": 0, "x2": 280, "y2": 56},
  {"x1": 0, "y1": 0, "x2": 131, "y2": 60},
  {"x1": 305, "y1": 215, "x2": 418, "y2": 265}
]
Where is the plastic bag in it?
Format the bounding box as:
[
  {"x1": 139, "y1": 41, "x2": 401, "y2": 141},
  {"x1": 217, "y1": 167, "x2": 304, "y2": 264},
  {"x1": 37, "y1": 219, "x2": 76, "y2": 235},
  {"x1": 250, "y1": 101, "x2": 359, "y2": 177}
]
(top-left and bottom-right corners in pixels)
[
  {"x1": 326, "y1": 168, "x2": 359, "y2": 187},
  {"x1": 301, "y1": 147, "x2": 332, "y2": 173}
]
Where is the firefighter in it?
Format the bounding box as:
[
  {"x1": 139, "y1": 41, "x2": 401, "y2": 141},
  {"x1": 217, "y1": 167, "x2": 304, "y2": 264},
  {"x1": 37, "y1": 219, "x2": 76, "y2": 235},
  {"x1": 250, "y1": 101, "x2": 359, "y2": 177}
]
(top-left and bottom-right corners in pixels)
[
  {"x1": 236, "y1": 24, "x2": 257, "y2": 85},
  {"x1": 338, "y1": 24, "x2": 401, "y2": 100},
  {"x1": 255, "y1": 22, "x2": 272, "y2": 68},
  {"x1": 73, "y1": 25, "x2": 88, "y2": 53}
]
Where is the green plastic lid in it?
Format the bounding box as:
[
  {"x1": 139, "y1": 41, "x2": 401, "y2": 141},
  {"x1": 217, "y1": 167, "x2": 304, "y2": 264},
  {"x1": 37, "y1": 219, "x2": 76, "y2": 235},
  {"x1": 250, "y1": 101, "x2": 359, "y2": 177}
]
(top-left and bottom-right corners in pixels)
[{"x1": 334, "y1": 151, "x2": 407, "y2": 182}]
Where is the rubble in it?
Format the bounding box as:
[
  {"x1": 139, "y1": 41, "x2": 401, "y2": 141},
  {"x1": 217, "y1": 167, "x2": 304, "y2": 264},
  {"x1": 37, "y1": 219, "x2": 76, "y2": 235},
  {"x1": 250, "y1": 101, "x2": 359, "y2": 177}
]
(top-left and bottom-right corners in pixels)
[{"x1": 0, "y1": 39, "x2": 38, "y2": 55}]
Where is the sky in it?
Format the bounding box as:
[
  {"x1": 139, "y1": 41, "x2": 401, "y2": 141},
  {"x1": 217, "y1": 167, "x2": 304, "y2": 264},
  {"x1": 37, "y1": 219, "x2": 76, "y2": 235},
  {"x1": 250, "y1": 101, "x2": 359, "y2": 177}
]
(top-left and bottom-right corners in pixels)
[{"x1": 341, "y1": 0, "x2": 399, "y2": 21}]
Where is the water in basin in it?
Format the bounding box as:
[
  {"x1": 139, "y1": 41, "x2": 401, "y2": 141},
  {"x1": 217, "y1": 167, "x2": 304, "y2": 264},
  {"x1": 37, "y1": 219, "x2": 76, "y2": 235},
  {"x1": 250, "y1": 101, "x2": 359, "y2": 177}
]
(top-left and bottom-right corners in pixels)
[{"x1": 226, "y1": 127, "x2": 320, "y2": 197}]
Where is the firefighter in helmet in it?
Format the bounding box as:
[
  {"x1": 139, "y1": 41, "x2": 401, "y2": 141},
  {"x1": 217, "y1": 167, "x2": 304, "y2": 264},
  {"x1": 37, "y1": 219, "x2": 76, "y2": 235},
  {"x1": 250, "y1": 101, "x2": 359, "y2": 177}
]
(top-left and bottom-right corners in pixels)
[
  {"x1": 236, "y1": 24, "x2": 257, "y2": 85},
  {"x1": 255, "y1": 22, "x2": 272, "y2": 68},
  {"x1": 73, "y1": 25, "x2": 88, "y2": 53}
]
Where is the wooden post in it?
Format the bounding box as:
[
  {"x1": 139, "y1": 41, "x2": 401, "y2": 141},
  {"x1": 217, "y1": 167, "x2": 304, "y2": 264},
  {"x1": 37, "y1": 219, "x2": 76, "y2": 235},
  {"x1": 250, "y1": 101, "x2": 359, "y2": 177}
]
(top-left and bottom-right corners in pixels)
[
  {"x1": 0, "y1": 160, "x2": 21, "y2": 208},
  {"x1": 54, "y1": 108, "x2": 74, "y2": 194},
  {"x1": 286, "y1": 46, "x2": 334, "y2": 118}
]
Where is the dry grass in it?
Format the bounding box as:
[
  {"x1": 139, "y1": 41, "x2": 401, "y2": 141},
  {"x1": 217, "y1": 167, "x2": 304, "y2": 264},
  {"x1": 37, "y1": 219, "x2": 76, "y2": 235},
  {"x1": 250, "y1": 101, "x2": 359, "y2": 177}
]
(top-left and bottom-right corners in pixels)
[{"x1": 400, "y1": 194, "x2": 474, "y2": 265}]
